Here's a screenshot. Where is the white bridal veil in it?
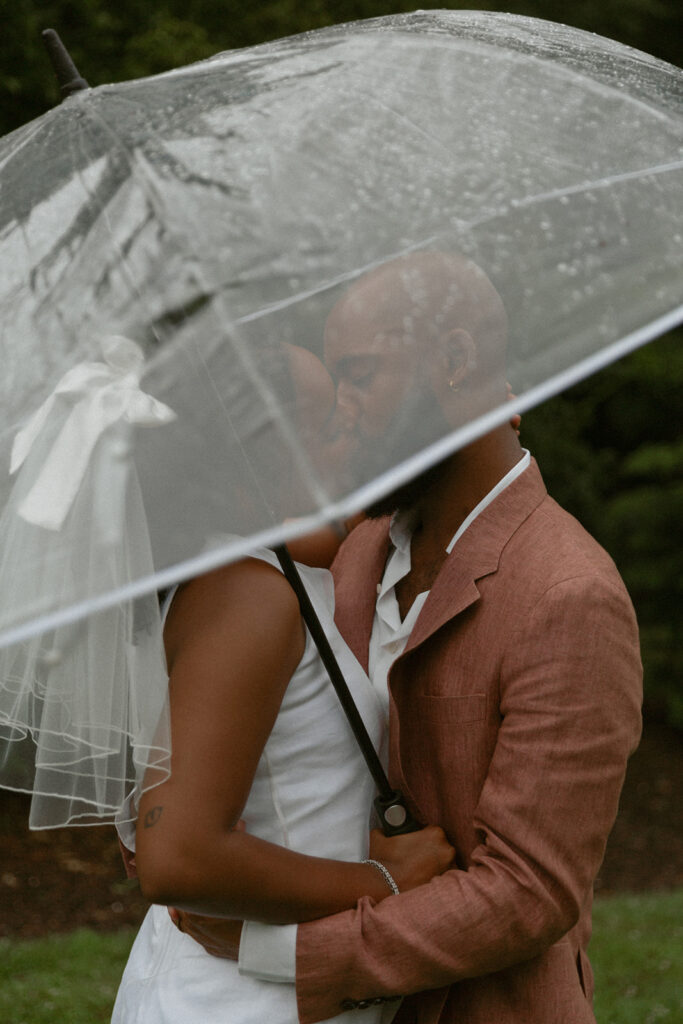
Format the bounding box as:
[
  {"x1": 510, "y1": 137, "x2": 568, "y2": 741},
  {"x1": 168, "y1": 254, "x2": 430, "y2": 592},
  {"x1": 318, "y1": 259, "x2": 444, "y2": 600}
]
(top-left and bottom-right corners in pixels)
[{"x1": 0, "y1": 337, "x2": 173, "y2": 827}]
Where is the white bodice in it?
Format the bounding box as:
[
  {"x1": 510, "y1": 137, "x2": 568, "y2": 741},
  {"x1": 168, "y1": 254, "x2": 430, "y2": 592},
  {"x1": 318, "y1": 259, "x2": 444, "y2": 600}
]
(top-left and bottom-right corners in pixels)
[{"x1": 113, "y1": 548, "x2": 386, "y2": 1024}]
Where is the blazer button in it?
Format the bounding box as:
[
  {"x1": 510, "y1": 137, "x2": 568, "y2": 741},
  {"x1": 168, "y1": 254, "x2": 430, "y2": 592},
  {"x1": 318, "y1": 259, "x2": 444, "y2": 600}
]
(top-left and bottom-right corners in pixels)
[
  {"x1": 340, "y1": 999, "x2": 357, "y2": 1010},
  {"x1": 357, "y1": 999, "x2": 372, "y2": 1009}
]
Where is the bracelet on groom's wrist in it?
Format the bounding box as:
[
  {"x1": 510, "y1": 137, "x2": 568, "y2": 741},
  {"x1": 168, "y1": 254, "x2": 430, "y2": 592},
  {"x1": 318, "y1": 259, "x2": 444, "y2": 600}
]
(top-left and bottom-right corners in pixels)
[{"x1": 362, "y1": 858, "x2": 400, "y2": 895}]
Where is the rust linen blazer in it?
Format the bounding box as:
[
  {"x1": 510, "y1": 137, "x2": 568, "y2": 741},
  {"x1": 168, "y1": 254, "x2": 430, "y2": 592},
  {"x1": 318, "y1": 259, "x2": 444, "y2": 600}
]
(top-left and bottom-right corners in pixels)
[{"x1": 296, "y1": 460, "x2": 642, "y2": 1024}]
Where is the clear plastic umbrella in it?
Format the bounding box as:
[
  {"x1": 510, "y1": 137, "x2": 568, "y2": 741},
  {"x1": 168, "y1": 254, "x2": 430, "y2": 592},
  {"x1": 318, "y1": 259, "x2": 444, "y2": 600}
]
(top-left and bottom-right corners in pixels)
[{"x1": 0, "y1": 11, "x2": 681, "y2": 826}]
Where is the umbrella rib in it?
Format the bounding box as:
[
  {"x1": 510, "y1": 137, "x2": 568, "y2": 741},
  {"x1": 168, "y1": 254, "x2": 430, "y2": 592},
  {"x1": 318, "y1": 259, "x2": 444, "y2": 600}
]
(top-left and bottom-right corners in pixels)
[
  {"x1": 467, "y1": 158, "x2": 683, "y2": 227},
  {"x1": 0, "y1": 513, "x2": 333, "y2": 649},
  {"x1": 68, "y1": 99, "x2": 334, "y2": 515},
  {"x1": 320, "y1": 301, "x2": 683, "y2": 525},
  {"x1": 33, "y1": 157, "x2": 143, "y2": 317},
  {"x1": 4, "y1": 284, "x2": 679, "y2": 656},
  {"x1": 362, "y1": 94, "x2": 455, "y2": 159},
  {"x1": 233, "y1": 236, "x2": 442, "y2": 327}
]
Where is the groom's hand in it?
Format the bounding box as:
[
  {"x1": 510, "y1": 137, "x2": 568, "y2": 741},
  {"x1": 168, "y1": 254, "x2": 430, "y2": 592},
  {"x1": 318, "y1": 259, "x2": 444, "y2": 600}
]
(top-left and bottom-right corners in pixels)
[{"x1": 169, "y1": 908, "x2": 243, "y2": 960}]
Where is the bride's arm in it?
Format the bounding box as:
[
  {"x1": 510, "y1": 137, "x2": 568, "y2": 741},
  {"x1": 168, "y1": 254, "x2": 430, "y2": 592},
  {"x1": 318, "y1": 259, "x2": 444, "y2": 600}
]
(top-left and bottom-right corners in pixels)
[{"x1": 135, "y1": 558, "x2": 451, "y2": 925}]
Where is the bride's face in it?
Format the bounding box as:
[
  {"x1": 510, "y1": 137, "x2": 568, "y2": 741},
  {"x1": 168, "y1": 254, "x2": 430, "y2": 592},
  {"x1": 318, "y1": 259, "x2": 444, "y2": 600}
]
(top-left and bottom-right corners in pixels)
[{"x1": 284, "y1": 343, "x2": 353, "y2": 492}]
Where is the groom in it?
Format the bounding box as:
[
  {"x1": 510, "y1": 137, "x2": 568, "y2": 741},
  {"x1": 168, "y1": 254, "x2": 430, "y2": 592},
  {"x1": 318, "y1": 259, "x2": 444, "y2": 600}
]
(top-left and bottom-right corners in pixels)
[{"x1": 174, "y1": 252, "x2": 643, "y2": 1023}]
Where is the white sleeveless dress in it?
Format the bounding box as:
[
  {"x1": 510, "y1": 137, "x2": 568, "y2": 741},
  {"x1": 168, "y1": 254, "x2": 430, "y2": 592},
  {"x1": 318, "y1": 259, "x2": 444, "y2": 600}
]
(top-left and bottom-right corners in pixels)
[{"x1": 112, "y1": 548, "x2": 388, "y2": 1024}]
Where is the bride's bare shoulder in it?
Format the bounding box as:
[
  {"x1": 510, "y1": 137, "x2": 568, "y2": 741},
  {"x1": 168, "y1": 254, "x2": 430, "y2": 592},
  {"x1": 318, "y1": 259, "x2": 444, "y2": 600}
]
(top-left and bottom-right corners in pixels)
[{"x1": 164, "y1": 557, "x2": 303, "y2": 670}]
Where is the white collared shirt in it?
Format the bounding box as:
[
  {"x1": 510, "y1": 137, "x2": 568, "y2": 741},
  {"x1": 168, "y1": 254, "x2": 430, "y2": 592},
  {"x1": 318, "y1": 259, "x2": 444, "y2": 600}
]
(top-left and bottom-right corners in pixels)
[
  {"x1": 368, "y1": 449, "x2": 530, "y2": 719},
  {"x1": 238, "y1": 449, "x2": 531, "y2": 983}
]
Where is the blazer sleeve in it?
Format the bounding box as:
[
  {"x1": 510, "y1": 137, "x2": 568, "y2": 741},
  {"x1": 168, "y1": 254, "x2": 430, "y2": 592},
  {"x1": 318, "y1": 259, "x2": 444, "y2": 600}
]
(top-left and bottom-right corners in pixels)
[{"x1": 295, "y1": 572, "x2": 642, "y2": 1024}]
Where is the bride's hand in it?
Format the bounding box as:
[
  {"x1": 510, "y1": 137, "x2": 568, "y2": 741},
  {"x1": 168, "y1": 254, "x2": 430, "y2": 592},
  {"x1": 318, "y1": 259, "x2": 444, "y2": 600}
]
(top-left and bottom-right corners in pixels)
[{"x1": 369, "y1": 825, "x2": 456, "y2": 893}]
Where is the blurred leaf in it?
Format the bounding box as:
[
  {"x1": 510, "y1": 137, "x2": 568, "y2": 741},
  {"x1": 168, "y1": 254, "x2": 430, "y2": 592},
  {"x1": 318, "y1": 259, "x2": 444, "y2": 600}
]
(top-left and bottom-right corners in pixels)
[{"x1": 623, "y1": 440, "x2": 683, "y2": 480}]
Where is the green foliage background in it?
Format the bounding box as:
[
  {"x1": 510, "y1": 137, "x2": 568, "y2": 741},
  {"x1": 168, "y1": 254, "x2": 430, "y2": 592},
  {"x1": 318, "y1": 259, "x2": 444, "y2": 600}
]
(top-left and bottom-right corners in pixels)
[{"x1": 1, "y1": 1, "x2": 682, "y2": 726}]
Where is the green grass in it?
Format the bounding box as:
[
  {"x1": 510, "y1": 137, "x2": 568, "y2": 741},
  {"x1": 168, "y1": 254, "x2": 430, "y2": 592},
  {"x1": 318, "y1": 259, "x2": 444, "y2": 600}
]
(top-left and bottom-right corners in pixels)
[
  {"x1": 0, "y1": 891, "x2": 681, "y2": 1023},
  {"x1": 0, "y1": 928, "x2": 135, "y2": 1024},
  {"x1": 591, "y1": 890, "x2": 683, "y2": 1024}
]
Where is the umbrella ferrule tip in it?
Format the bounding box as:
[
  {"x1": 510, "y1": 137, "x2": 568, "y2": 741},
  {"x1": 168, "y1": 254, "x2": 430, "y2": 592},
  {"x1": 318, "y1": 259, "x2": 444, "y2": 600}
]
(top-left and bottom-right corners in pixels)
[{"x1": 41, "y1": 28, "x2": 90, "y2": 99}]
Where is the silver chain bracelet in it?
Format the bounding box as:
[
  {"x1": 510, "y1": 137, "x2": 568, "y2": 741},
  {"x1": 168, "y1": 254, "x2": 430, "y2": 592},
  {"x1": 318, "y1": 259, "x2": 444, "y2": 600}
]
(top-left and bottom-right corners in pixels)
[{"x1": 362, "y1": 858, "x2": 400, "y2": 895}]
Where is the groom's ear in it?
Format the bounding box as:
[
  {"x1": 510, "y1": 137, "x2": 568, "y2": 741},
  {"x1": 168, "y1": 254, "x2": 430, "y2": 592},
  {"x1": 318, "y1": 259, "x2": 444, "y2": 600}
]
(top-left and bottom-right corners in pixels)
[{"x1": 431, "y1": 328, "x2": 477, "y2": 397}]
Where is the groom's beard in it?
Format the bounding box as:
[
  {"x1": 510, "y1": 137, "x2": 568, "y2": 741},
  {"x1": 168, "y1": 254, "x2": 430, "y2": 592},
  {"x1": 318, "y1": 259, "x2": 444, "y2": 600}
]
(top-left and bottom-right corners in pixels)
[
  {"x1": 350, "y1": 382, "x2": 452, "y2": 519},
  {"x1": 364, "y1": 458, "x2": 445, "y2": 519}
]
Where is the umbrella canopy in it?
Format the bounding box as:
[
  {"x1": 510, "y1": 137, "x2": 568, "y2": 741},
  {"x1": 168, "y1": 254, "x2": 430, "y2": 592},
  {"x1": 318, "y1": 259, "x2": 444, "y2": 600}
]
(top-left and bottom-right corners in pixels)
[{"x1": 0, "y1": 11, "x2": 681, "y2": 825}]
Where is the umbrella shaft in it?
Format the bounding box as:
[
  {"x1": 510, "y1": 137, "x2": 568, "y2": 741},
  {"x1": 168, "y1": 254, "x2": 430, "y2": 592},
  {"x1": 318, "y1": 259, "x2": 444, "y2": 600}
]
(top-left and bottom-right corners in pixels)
[{"x1": 274, "y1": 544, "x2": 393, "y2": 798}]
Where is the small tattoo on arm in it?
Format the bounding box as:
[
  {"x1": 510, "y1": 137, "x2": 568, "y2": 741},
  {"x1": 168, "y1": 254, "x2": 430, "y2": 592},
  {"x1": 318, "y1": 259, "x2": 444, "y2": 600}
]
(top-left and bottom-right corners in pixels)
[{"x1": 144, "y1": 806, "x2": 164, "y2": 828}]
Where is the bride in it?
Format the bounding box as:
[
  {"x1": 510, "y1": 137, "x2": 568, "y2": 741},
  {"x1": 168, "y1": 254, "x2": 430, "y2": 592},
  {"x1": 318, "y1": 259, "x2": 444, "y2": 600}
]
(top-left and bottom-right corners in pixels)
[{"x1": 111, "y1": 343, "x2": 454, "y2": 1023}]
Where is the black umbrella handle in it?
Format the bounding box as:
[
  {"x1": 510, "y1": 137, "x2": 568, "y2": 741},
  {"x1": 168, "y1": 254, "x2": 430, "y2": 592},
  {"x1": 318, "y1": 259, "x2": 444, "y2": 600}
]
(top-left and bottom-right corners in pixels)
[{"x1": 274, "y1": 545, "x2": 421, "y2": 836}]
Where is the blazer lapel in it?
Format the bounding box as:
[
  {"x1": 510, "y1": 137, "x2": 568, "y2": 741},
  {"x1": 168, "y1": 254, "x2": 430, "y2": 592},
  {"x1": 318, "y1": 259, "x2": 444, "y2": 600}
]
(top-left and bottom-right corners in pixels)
[
  {"x1": 333, "y1": 461, "x2": 547, "y2": 674},
  {"x1": 402, "y1": 459, "x2": 548, "y2": 656},
  {"x1": 387, "y1": 461, "x2": 547, "y2": 810},
  {"x1": 332, "y1": 519, "x2": 391, "y2": 672}
]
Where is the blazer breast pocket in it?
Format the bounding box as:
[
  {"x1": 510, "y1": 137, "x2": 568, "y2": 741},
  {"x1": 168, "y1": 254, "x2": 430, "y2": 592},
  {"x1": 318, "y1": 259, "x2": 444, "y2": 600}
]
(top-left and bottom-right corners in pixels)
[{"x1": 413, "y1": 692, "x2": 487, "y2": 724}]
